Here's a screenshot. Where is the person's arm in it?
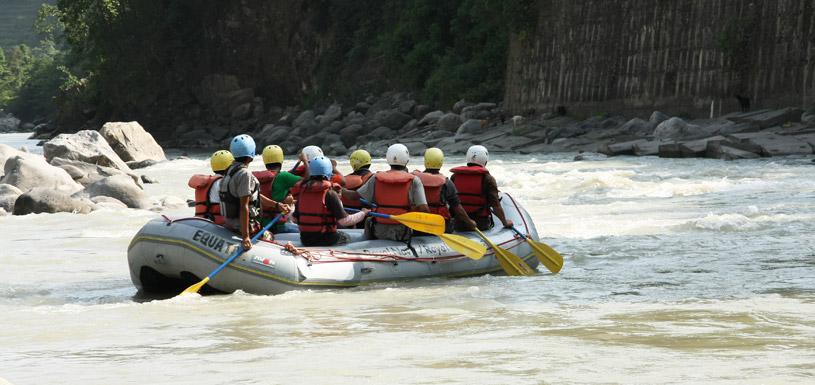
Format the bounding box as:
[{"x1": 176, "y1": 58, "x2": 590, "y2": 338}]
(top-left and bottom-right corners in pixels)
[
  {"x1": 410, "y1": 176, "x2": 430, "y2": 213},
  {"x1": 485, "y1": 175, "x2": 513, "y2": 228},
  {"x1": 452, "y1": 204, "x2": 476, "y2": 230},
  {"x1": 445, "y1": 181, "x2": 475, "y2": 229},
  {"x1": 259, "y1": 194, "x2": 290, "y2": 214},
  {"x1": 326, "y1": 191, "x2": 368, "y2": 226},
  {"x1": 239, "y1": 195, "x2": 252, "y2": 249}
]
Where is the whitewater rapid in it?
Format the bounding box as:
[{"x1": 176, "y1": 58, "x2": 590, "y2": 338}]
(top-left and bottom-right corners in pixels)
[{"x1": 1, "y1": 133, "x2": 814, "y2": 384}]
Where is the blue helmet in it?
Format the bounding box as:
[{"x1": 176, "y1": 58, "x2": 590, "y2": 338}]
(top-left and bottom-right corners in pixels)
[
  {"x1": 229, "y1": 134, "x2": 256, "y2": 159},
  {"x1": 308, "y1": 156, "x2": 333, "y2": 178}
]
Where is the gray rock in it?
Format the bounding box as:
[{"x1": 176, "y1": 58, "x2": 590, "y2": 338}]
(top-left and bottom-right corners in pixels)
[
  {"x1": 340, "y1": 124, "x2": 365, "y2": 147},
  {"x1": 599, "y1": 139, "x2": 649, "y2": 156},
  {"x1": 86, "y1": 175, "x2": 149, "y2": 209},
  {"x1": 0, "y1": 114, "x2": 21, "y2": 132},
  {"x1": 373, "y1": 109, "x2": 413, "y2": 130},
  {"x1": 727, "y1": 108, "x2": 803, "y2": 129},
  {"x1": 29, "y1": 123, "x2": 56, "y2": 139},
  {"x1": 418, "y1": 110, "x2": 445, "y2": 126},
  {"x1": 13, "y1": 187, "x2": 93, "y2": 215},
  {"x1": 652, "y1": 117, "x2": 710, "y2": 140},
  {"x1": 414, "y1": 104, "x2": 431, "y2": 118},
  {"x1": 326, "y1": 120, "x2": 344, "y2": 134},
  {"x1": 0, "y1": 184, "x2": 23, "y2": 212},
  {"x1": 141, "y1": 175, "x2": 158, "y2": 184},
  {"x1": 705, "y1": 140, "x2": 761, "y2": 160},
  {"x1": 50, "y1": 157, "x2": 141, "y2": 187},
  {"x1": 401, "y1": 119, "x2": 417, "y2": 133},
  {"x1": 318, "y1": 104, "x2": 343, "y2": 126},
  {"x1": 1, "y1": 155, "x2": 83, "y2": 193},
  {"x1": 257, "y1": 125, "x2": 292, "y2": 147},
  {"x1": 99, "y1": 121, "x2": 166, "y2": 163},
  {"x1": 452, "y1": 99, "x2": 472, "y2": 114},
  {"x1": 632, "y1": 140, "x2": 665, "y2": 156},
  {"x1": 44, "y1": 130, "x2": 131, "y2": 172},
  {"x1": 324, "y1": 138, "x2": 348, "y2": 157},
  {"x1": 398, "y1": 100, "x2": 417, "y2": 115},
  {"x1": 658, "y1": 136, "x2": 726, "y2": 158},
  {"x1": 354, "y1": 102, "x2": 371, "y2": 113},
  {"x1": 294, "y1": 110, "x2": 317, "y2": 129},
  {"x1": 369, "y1": 126, "x2": 396, "y2": 140},
  {"x1": 127, "y1": 159, "x2": 159, "y2": 169},
  {"x1": 404, "y1": 142, "x2": 425, "y2": 156},
  {"x1": 802, "y1": 111, "x2": 815, "y2": 126},
  {"x1": 455, "y1": 119, "x2": 484, "y2": 137},
  {"x1": 90, "y1": 195, "x2": 128, "y2": 210},
  {"x1": 726, "y1": 132, "x2": 813, "y2": 156},
  {"x1": 231, "y1": 103, "x2": 252, "y2": 119},
  {"x1": 649, "y1": 111, "x2": 670, "y2": 125},
  {"x1": 300, "y1": 134, "x2": 325, "y2": 147},
  {"x1": 0, "y1": 143, "x2": 37, "y2": 175},
  {"x1": 438, "y1": 113, "x2": 464, "y2": 132}
]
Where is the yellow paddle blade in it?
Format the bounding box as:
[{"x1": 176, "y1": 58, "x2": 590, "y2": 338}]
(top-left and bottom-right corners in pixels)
[
  {"x1": 439, "y1": 233, "x2": 487, "y2": 260},
  {"x1": 474, "y1": 229, "x2": 536, "y2": 276},
  {"x1": 528, "y1": 239, "x2": 564, "y2": 274},
  {"x1": 391, "y1": 212, "x2": 446, "y2": 235},
  {"x1": 180, "y1": 276, "x2": 210, "y2": 296}
]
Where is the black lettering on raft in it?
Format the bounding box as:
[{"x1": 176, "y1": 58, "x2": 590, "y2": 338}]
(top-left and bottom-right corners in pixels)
[{"x1": 192, "y1": 230, "x2": 229, "y2": 253}]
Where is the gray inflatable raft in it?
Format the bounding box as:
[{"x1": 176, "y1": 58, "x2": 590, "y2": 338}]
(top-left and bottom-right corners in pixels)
[{"x1": 128, "y1": 193, "x2": 540, "y2": 295}]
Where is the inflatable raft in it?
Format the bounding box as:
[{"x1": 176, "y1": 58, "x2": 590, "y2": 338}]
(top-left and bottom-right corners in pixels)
[{"x1": 128, "y1": 193, "x2": 540, "y2": 295}]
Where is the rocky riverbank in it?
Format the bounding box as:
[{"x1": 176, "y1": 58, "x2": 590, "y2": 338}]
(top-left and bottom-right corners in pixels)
[{"x1": 0, "y1": 122, "x2": 171, "y2": 216}]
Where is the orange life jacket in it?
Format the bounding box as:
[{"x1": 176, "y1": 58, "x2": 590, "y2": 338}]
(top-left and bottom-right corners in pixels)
[
  {"x1": 450, "y1": 165, "x2": 490, "y2": 218},
  {"x1": 341, "y1": 171, "x2": 373, "y2": 210},
  {"x1": 412, "y1": 170, "x2": 450, "y2": 219},
  {"x1": 252, "y1": 169, "x2": 278, "y2": 217},
  {"x1": 373, "y1": 171, "x2": 413, "y2": 225},
  {"x1": 187, "y1": 174, "x2": 225, "y2": 225},
  {"x1": 296, "y1": 180, "x2": 338, "y2": 234}
]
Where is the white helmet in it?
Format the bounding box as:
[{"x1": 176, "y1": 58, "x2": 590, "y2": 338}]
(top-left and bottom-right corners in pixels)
[
  {"x1": 301, "y1": 145, "x2": 324, "y2": 161},
  {"x1": 466, "y1": 145, "x2": 489, "y2": 166},
  {"x1": 386, "y1": 143, "x2": 410, "y2": 166}
]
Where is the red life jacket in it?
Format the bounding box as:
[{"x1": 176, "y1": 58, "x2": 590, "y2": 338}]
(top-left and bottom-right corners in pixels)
[
  {"x1": 252, "y1": 170, "x2": 278, "y2": 217},
  {"x1": 296, "y1": 180, "x2": 338, "y2": 234},
  {"x1": 187, "y1": 174, "x2": 225, "y2": 225},
  {"x1": 373, "y1": 171, "x2": 414, "y2": 225},
  {"x1": 292, "y1": 164, "x2": 306, "y2": 177},
  {"x1": 341, "y1": 171, "x2": 373, "y2": 210},
  {"x1": 412, "y1": 170, "x2": 450, "y2": 219},
  {"x1": 450, "y1": 165, "x2": 490, "y2": 218}
]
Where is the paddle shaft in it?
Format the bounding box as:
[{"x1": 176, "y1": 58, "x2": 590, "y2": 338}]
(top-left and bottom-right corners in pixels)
[
  {"x1": 345, "y1": 207, "x2": 389, "y2": 219},
  {"x1": 207, "y1": 215, "x2": 282, "y2": 279}
]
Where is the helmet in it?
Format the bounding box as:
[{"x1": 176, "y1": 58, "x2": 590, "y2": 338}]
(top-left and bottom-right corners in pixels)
[
  {"x1": 424, "y1": 147, "x2": 444, "y2": 169},
  {"x1": 230, "y1": 134, "x2": 256, "y2": 159},
  {"x1": 210, "y1": 150, "x2": 234, "y2": 172},
  {"x1": 386, "y1": 143, "x2": 410, "y2": 166},
  {"x1": 262, "y1": 145, "x2": 284, "y2": 164},
  {"x1": 301, "y1": 145, "x2": 324, "y2": 161},
  {"x1": 349, "y1": 149, "x2": 371, "y2": 171},
  {"x1": 308, "y1": 156, "x2": 333, "y2": 178},
  {"x1": 466, "y1": 145, "x2": 489, "y2": 166}
]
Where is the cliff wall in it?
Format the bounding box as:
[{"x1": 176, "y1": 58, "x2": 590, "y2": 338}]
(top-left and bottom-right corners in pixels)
[{"x1": 505, "y1": 0, "x2": 815, "y2": 117}]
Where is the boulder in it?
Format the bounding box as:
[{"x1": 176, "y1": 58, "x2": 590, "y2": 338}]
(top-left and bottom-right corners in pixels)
[
  {"x1": 99, "y1": 121, "x2": 166, "y2": 163},
  {"x1": 1, "y1": 155, "x2": 83, "y2": 193},
  {"x1": 13, "y1": 187, "x2": 93, "y2": 215},
  {"x1": 44, "y1": 130, "x2": 131, "y2": 172},
  {"x1": 599, "y1": 139, "x2": 649, "y2": 156},
  {"x1": 86, "y1": 175, "x2": 149, "y2": 209},
  {"x1": 705, "y1": 140, "x2": 761, "y2": 160},
  {"x1": 802, "y1": 110, "x2": 815, "y2": 126},
  {"x1": 725, "y1": 132, "x2": 813, "y2": 156},
  {"x1": 231, "y1": 103, "x2": 252, "y2": 119},
  {"x1": 404, "y1": 142, "x2": 425, "y2": 156},
  {"x1": 28, "y1": 123, "x2": 56, "y2": 139},
  {"x1": 452, "y1": 99, "x2": 472, "y2": 114},
  {"x1": 353, "y1": 102, "x2": 371, "y2": 113},
  {"x1": 438, "y1": 113, "x2": 463, "y2": 132},
  {"x1": 293, "y1": 110, "x2": 318, "y2": 129},
  {"x1": 0, "y1": 114, "x2": 21, "y2": 132},
  {"x1": 620, "y1": 118, "x2": 655, "y2": 135},
  {"x1": 649, "y1": 111, "x2": 670, "y2": 125},
  {"x1": 369, "y1": 126, "x2": 396, "y2": 140},
  {"x1": 373, "y1": 109, "x2": 413, "y2": 130},
  {"x1": 652, "y1": 118, "x2": 709, "y2": 140},
  {"x1": 398, "y1": 100, "x2": 417, "y2": 115},
  {"x1": 340, "y1": 124, "x2": 365, "y2": 147},
  {"x1": 632, "y1": 140, "x2": 664, "y2": 156},
  {"x1": 0, "y1": 143, "x2": 37, "y2": 175},
  {"x1": 49, "y1": 157, "x2": 141, "y2": 187},
  {"x1": 727, "y1": 107, "x2": 803, "y2": 129},
  {"x1": 417, "y1": 110, "x2": 445, "y2": 126},
  {"x1": 0, "y1": 184, "x2": 23, "y2": 212},
  {"x1": 256, "y1": 125, "x2": 292, "y2": 148},
  {"x1": 324, "y1": 138, "x2": 348, "y2": 157},
  {"x1": 91, "y1": 195, "x2": 129, "y2": 210},
  {"x1": 141, "y1": 175, "x2": 158, "y2": 184},
  {"x1": 400, "y1": 119, "x2": 417, "y2": 133},
  {"x1": 658, "y1": 136, "x2": 726, "y2": 158},
  {"x1": 414, "y1": 104, "x2": 431, "y2": 119},
  {"x1": 455, "y1": 119, "x2": 484, "y2": 137},
  {"x1": 127, "y1": 159, "x2": 159, "y2": 169},
  {"x1": 317, "y1": 104, "x2": 343, "y2": 126}
]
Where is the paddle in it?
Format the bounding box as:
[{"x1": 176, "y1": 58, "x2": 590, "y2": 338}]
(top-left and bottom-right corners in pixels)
[
  {"x1": 180, "y1": 214, "x2": 283, "y2": 296},
  {"x1": 345, "y1": 208, "x2": 485, "y2": 259},
  {"x1": 509, "y1": 226, "x2": 564, "y2": 274},
  {"x1": 473, "y1": 228, "x2": 536, "y2": 276}
]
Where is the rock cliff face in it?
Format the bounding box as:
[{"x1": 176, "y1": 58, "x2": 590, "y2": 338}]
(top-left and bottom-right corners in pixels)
[{"x1": 505, "y1": 0, "x2": 815, "y2": 117}]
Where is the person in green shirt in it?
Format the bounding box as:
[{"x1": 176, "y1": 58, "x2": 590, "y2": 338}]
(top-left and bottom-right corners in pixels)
[{"x1": 254, "y1": 145, "x2": 304, "y2": 233}]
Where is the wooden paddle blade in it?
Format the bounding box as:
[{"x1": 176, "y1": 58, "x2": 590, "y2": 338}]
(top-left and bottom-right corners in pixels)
[
  {"x1": 180, "y1": 276, "x2": 210, "y2": 296},
  {"x1": 391, "y1": 212, "x2": 446, "y2": 235},
  {"x1": 439, "y1": 233, "x2": 487, "y2": 260},
  {"x1": 528, "y1": 240, "x2": 564, "y2": 273}
]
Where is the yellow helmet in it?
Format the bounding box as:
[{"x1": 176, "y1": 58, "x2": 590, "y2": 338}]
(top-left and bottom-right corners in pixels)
[
  {"x1": 424, "y1": 147, "x2": 444, "y2": 169},
  {"x1": 349, "y1": 149, "x2": 371, "y2": 171},
  {"x1": 210, "y1": 150, "x2": 234, "y2": 172},
  {"x1": 262, "y1": 145, "x2": 284, "y2": 164}
]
